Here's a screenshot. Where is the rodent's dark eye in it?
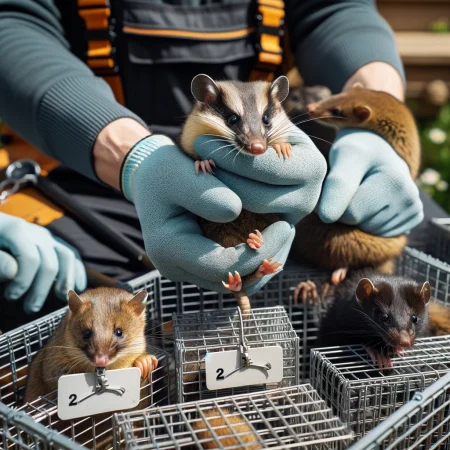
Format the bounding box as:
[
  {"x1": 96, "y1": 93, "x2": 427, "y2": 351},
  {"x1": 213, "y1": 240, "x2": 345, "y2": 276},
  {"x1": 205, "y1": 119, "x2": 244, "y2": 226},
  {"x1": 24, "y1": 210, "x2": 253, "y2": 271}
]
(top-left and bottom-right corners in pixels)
[
  {"x1": 262, "y1": 114, "x2": 270, "y2": 126},
  {"x1": 82, "y1": 329, "x2": 92, "y2": 340},
  {"x1": 114, "y1": 328, "x2": 123, "y2": 337},
  {"x1": 330, "y1": 108, "x2": 341, "y2": 117},
  {"x1": 227, "y1": 114, "x2": 240, "y2": 126},
  {"x1": 411, "y1": 315, "x2": 418, "y2": 324},
  {"x1": 379, "y1": 313, "x2": 389, "y2": 323}
]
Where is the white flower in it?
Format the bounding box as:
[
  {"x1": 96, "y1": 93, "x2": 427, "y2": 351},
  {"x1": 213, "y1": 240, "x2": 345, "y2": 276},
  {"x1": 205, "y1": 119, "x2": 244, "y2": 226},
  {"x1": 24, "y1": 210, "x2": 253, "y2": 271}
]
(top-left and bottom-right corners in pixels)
[
  {"x1": 436, "y1": 180, "x2": 449, "y2": 191},
  {"x1": 420, "y1": 168, "x2": 441, "y2": 186},
  {"x1": 429, "y1": 128, "x2": 447, "y2": 144}
]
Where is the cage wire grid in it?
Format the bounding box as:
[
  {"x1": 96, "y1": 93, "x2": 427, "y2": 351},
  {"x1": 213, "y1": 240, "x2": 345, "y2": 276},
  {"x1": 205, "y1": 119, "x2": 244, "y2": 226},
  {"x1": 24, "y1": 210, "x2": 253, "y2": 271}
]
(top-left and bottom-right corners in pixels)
[
  {"x1": 1, "y1": 245, "x2": 450, "y2": 448},
  {"x1": 349, "y1": 370, "x2": 450, "y2": 450},
  {"x1": 310, "y1": 335, "x2": 450, "y2": 439},
  {"x1": 428, "y1": 218, "x2": 450, "y2": 266},
  {"x1": 173, "y1": 306, "x2": 299, "y2": 403},
  {"x1": 112, "y1": 384, "x2": 354, "y2": 449}
]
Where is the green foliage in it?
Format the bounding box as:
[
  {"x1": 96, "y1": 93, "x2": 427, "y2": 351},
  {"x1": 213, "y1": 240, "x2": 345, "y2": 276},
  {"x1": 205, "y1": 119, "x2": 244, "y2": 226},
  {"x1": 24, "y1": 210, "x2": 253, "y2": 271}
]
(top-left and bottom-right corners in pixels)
[
  {"x1": 416, "y1": 104, "x2": 450, "y2": 212},
  {"x1": 429, "y1": 18, "x2": 450, "y2": 33}
]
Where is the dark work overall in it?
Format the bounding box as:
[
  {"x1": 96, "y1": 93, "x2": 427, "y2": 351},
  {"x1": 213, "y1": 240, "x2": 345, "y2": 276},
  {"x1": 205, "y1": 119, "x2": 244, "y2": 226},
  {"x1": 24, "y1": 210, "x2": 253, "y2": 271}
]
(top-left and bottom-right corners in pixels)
[{"x1": 0, "y1": 0, "x2": 446, "y2": 331}]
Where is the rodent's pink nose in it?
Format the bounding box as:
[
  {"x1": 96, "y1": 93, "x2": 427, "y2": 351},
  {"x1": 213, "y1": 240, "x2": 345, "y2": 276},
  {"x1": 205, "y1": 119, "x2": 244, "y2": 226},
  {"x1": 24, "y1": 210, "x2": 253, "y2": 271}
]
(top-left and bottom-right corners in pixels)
[
  {"x1": 306, "y1": 103, "x2": 315, "y2": 114},
  {"x1": 250, "y1": 141, "x2": 266, "y2": 155},
  {"x1": 398, "y1": 331, "x2": 412, "y2": 348},
  {"x1": 94, "y1": 353, "x2": 110, "y2": 367}
]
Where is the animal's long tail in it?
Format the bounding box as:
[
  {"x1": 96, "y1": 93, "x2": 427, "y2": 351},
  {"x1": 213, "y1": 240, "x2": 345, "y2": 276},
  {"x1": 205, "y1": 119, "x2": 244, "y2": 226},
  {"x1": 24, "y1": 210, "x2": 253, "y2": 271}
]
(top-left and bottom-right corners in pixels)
[{"x1": 234, "y1": 291, "x2": 251, "y2": 318}]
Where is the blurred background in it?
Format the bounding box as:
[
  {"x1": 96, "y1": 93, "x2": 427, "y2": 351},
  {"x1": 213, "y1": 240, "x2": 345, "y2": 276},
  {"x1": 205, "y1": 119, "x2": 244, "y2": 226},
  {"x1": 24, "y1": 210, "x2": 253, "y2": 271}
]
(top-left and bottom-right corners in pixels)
[{"x1": 377, "y1": 0, "x2": 450, "y2": 213}]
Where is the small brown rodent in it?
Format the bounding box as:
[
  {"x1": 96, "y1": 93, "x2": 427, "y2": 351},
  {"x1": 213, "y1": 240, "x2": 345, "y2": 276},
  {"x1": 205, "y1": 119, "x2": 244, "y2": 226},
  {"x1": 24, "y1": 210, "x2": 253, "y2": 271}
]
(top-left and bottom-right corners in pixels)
[
  {"x1": 316, "y1": 270, "x2": 432, "y2": 370},
  {"x1": 291, "y1": 84, "x2": 420, "y2": 284},
  {"x1": 24, "y1": 287, "x2": 158, "y2": 449},
  {"x1": 180, "y1": 74, "x2": 296, "y2": 315},
  {"x1": 191, "y1": 408, "x2": 262, "y2": 450}
]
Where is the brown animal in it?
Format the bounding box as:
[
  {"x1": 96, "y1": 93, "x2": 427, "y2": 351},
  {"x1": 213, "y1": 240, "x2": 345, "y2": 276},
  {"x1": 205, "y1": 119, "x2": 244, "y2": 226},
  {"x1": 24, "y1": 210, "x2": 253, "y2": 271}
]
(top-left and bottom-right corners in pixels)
[
  {"x1": 292, "y1": 84, "x2": 420, "y2": 285},
  {"x1": 180, "y1": 74, "x2": 298, "y2": 315},
  {"x1": 24, "y1": 287, "x2": 158, "y2": 449},
  {"x1": 191, "y1": 408, "x2": 262, "y2": 450}
]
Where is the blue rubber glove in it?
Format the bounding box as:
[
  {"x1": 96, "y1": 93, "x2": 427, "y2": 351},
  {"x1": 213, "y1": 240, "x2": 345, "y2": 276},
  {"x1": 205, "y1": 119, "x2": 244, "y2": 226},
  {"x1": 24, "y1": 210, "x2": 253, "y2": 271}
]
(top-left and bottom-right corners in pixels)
[
  {"x1": 121, "y1": 132, "x2": 326, "y2": 295},
  {"x1": 0, "y1": 213, "x2": 87, "y2": 313},
  {"x1": 318, "y1": 129, "x2": 423, "y2": 237}
]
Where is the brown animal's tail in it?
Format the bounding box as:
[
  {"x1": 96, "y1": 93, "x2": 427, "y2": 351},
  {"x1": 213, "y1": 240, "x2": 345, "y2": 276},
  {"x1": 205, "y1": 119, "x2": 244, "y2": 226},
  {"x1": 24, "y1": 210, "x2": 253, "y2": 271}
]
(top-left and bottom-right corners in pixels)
[
  {"x1": 428, "y1": 302, "x2": 450, "y2": 336},
  {"x1": 291, "y1": 213, "x2": 407, "y2": 271},
  {"x1": 234, "y1": 291, "x2": 251, "y2": 318},
  {"x1": 191, "y1": 407, "x2": 262, "y2": 450}
]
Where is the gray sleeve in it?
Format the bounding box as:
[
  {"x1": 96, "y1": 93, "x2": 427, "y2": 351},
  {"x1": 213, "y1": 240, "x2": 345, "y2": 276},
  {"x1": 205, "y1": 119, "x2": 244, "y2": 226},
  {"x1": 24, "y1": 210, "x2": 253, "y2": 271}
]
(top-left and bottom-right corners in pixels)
[
  {"x1": 285, "y1": 0, "x2": 406, "y2": 93},
  {"x1": 0, "y1": 0, "x2": 147, "y2": 181}
]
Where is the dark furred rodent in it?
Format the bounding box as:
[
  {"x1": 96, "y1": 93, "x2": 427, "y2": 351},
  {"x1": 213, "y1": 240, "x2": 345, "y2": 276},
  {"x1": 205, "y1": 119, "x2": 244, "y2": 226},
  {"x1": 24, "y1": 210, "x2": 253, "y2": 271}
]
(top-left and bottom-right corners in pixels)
[
  {"x1": 180, "y1": 74, "x2": 296, "y2": 315},
  {"x1": 292, "y1": 84, "x2": 419, "y2": 284},
  {"x1": 318, "y1": 270, "x2": 431, "y2": 369}
]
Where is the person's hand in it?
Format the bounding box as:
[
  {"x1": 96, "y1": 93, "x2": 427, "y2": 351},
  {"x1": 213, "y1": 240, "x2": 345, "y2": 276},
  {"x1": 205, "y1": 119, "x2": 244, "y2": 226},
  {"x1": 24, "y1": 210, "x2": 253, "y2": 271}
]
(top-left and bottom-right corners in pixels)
[
  {"x1": 0, "y1": 213, "x2": 87, "y2": 313},
  {"x1": 121, "y1": 133, "x2": 326, "y2": 295},
  {"x1": 193, "y1": 131, "x2": 327, "y2": 225},
  {"x1": 318, "y1": 129, "x2": 423, "y2": 237}
]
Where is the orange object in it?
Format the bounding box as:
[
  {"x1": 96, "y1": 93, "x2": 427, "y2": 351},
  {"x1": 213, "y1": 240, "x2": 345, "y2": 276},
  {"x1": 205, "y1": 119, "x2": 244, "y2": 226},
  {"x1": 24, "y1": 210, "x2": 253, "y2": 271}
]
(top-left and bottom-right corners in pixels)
[
  {"x1": 78, "y1": 8, "x2": 110, "y2": 30},
  {"x1": 0, "y1": 139, "x2": 63, "y2": 226},
  {"x1": 87, "y1": 40, "x2": 112, "y2": 58}
]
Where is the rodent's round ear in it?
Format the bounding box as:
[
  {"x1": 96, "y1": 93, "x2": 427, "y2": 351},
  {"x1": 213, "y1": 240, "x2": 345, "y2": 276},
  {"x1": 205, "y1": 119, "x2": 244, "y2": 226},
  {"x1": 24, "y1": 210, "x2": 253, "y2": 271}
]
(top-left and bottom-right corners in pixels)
[
  {"x1": 68, "y1": 290, "x2": 84, "y2": 314},
  {"x1": 418, "y1": 281, "x2": 431, "y2": 305},
  {"x1": 355, "y1": 278, "x2": 377, "y2": 304},
  {"x1": 270, "y1": 75, "x2": 289, "y2": 103},
  {"x1": 128, "y1": 290, "x2": 148, "y2": 316},
  {"x1": 353, "y1": 105, "x2": 371, "y2": 122},
  {"x1": 191, "y1": 74, "x2": 220, "y2": 105}
]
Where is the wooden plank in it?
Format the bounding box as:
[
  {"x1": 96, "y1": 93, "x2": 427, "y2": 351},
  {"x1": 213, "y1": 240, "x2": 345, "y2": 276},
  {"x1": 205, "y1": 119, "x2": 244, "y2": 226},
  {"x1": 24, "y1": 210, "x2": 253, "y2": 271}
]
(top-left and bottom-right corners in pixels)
[{"x1": 395, "y1": 32, "x2": 450, "y2": 65}]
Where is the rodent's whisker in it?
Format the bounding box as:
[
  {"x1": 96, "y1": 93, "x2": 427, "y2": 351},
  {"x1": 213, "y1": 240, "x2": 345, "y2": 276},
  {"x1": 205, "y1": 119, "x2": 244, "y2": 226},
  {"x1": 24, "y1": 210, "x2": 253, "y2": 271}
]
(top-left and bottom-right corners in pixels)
[{"x1": 353, "y1": 308, "x2": 387, "y2": 336}]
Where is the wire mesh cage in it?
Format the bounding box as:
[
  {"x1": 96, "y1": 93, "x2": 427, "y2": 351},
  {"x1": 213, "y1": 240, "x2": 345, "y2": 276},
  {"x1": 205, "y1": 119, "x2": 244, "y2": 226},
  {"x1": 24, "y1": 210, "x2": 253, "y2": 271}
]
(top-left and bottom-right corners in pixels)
[
  {"x1": 310, "y1": 335, "x2": 450, "y2": 439},
  {"x1": 349, "y1": 370, "x2": 450, "y2": 450},
  {"x1": 113, "y1": 384, "x2": 355, "y2": 449},
  {"x1": 173, "y1": 306, "x2": 299, "y2": 403},
  {"x1": 427, "y1": 218, "x2": 450, "y2": 265},
  {"x1": 0, "y1": 297, "x2": 170, "y2": 450}
]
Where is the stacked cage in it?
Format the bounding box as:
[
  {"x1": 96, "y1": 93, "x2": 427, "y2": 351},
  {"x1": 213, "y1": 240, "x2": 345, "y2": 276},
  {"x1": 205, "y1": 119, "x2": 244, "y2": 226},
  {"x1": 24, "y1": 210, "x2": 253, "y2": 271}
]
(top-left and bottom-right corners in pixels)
[
  {"x1": 113, "y1": 384, "x2": 355, "y2": 449},
  {"x1": 173, "y1": 306, "x2": 299, "y2": 403}
]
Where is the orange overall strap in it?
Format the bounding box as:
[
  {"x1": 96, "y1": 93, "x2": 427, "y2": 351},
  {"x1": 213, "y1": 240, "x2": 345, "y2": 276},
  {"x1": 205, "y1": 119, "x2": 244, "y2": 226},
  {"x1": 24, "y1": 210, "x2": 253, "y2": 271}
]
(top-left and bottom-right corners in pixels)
[
  {"x1": 77, "y1": 0, "x2": 125, "y2": 104},
  {"x1": 249, "y1": 0, "x2": 285, "y2": 82}
]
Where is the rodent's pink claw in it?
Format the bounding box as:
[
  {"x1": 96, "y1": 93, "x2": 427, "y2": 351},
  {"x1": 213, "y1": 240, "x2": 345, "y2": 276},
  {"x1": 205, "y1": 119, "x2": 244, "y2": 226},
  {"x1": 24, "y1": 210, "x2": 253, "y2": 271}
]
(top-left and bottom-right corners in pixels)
[
  {"x1": 255, "y1": 258, "x2": 282, "y2": 280},
  {"x1": 222, "y1": 271, "x2": 242, "y2": 292},
  {"x1": 272, "y1": 143, "x2": 292, "y2": 159},
  {"x1": 133, "y1": 354, "x2": 159, "y2": 380},
  {"x1": 195, "y1": 159, "x2": 216, "y2": 176},
  {"x1": 293, "y1": 280, "x2": 319, "y2": 305},
  {"x1": 247, "y1": 229, "x2": 264, "y2": 249},
  {"x1": 364, "y1": 346, "x2": 393, "y2": 371},
  {"x1": 331, "y1": 268, "x2": 348, "y2": 286}
]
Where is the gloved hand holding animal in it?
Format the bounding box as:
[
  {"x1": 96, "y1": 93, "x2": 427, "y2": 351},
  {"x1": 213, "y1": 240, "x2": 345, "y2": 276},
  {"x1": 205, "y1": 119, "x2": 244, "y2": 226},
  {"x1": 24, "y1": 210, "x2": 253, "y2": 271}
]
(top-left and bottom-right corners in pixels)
[
  {"x1": 121, "y1": 74, "x2": 327, "y2": 315},
  {"x1": 291, "y1": 84, "x2": 424, "y2": 286}
]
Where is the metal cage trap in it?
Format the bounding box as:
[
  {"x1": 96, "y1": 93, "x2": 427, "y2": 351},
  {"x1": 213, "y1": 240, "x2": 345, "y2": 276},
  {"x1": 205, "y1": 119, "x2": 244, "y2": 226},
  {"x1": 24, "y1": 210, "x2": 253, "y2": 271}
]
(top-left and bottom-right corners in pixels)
[
  {"x1": 349, "y1": 369, "x2": 450, "y2": 450},
  {"x1": 310, "y1": 335, "x2": 450, "y2": 439},
  {"x1": 112, "y1": 384, "x2": 354, "y2": 449},
  {"x1": 173, "y1": 305, "x2": 299, "y2": 403},
  {"x1": 0, "y1": 299, "x2": 170, "y2": 450}
]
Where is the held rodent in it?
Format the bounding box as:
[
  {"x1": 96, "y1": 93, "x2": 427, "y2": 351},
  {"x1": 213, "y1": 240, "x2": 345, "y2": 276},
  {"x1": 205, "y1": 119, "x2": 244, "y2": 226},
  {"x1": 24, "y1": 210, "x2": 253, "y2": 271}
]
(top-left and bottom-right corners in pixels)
[
  {"x1": 179, "y1": 74, "x2": 297, "y2": 316},
  {"x1": 291, "y1": 84, "x2": 420, "y2": 285}
]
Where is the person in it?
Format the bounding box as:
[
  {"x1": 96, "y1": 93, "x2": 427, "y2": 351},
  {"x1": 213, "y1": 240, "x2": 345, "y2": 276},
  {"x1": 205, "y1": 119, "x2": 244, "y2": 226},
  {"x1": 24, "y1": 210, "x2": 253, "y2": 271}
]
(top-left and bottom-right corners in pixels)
[{"x1": 0, "y1": 0, "x2": 429, "y2": 330}]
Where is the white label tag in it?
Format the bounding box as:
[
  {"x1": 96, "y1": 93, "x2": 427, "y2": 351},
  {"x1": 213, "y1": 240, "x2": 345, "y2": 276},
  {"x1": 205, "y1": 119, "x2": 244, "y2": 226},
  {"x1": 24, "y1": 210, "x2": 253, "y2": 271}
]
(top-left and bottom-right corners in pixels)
[
  {"x1": 57, "y1": 367, "x2": 141, "y2": 420},
  {"x1": 205, "y1": 346, "x2": 283, "y2": 390}
]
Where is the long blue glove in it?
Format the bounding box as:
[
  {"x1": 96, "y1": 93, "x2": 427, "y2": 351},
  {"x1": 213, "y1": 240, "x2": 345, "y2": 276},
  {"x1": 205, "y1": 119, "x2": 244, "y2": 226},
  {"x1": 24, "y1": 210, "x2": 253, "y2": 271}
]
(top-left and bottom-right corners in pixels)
[
  {"x1": 0, "y1": 213, "x2": 87, "y2": 313},
  {"x1": 318, "y1": 129, "x2": 423, "y2": 237},
  {"x1": 122, "y1": 132, "x2": 326, "y2": 295}
]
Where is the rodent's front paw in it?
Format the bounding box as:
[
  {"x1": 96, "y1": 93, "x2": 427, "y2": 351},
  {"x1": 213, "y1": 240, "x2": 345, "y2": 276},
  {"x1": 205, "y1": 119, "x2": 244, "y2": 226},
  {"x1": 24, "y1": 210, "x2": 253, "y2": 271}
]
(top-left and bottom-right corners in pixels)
[
  {"x1": 364, "y1": 346, "x2": 393, "y2": 371},
  {"x1": 133, "y1": 354, "x2": 159, "y2": 380}
]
